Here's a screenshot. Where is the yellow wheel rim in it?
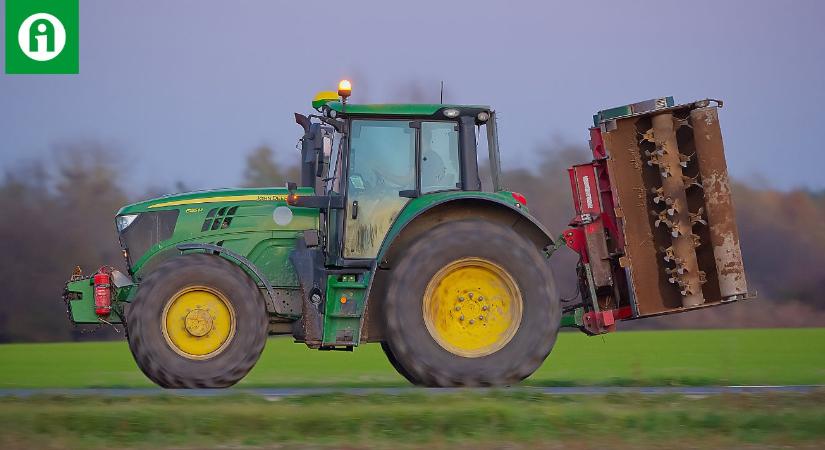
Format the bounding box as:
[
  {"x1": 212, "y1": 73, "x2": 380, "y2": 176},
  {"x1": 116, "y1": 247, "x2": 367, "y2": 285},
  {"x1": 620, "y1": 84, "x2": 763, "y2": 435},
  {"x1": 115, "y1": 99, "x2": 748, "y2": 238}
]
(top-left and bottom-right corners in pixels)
[
  {"x1": 422, "y1": 257, "x2": 523, "y2": 358},
  {"x1": 161, "y1": 286, "x2": 236, "y2": 360}
]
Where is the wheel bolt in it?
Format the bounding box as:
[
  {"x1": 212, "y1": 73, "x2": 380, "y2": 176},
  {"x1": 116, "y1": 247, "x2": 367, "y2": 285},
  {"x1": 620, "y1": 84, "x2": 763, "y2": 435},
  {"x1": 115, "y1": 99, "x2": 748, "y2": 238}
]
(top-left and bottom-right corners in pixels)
[
  {"x1": 459, "y1": 315, "x2": 464, "y2": 321},
  {"x1": 468, "y1": 292, "x2": 473, "y2": 299},
  {"x1": 482, "y1": 305, "x2": 488, "y2": 311},
  {"x1": 455, "y1": 306, "x2": 461, "y2": 311},
  {"x1": 479, "y1": 315, "x2": 484, "y2": 320},
  {"x1": 458, "y1": 296, "x2": 464, "y2": 302},
  {"x1": 478, "y1": 296, "x2": 484, "y2": 301},
  {"x1": 469, "y1": 319, "x2": 475, "y2": 324}
]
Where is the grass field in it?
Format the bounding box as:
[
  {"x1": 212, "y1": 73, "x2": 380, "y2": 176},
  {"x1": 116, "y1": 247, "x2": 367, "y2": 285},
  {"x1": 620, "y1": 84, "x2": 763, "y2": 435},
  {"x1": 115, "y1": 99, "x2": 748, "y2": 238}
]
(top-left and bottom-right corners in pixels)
[
  {"x1": 1, "y1": 328, "x2": 824, "y2": 388},
  {"x1": 2, "y1": 328, "x2": 825, "y2": 449},
  {"x1": 1, "y1": 392, "x2": 824, "y2": 449}
]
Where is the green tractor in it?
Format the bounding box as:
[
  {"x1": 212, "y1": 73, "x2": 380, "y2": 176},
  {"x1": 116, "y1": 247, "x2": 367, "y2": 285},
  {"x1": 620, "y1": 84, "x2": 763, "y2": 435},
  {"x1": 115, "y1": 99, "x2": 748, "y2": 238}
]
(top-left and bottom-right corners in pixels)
[{"x1": 64, "y1": 82, "x2": 750, "y2": 388}]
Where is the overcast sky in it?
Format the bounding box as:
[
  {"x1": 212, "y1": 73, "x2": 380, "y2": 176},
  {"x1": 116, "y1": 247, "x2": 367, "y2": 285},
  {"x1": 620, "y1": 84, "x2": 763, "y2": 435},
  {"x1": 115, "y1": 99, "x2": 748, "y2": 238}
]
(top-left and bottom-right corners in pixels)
[{"x1": 2, "y1": 0, "x2": 824, "y2": 192}]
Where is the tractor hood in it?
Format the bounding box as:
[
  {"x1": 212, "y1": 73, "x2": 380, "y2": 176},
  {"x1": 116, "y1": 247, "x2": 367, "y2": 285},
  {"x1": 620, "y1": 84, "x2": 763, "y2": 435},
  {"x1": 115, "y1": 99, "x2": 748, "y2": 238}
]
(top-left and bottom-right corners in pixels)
[
  {"x1": 113, "y1": 185, "x2": 319, "y2": 276},
  {"x1": 117, "y1": 187, "x2": 309, "y2": 215}
]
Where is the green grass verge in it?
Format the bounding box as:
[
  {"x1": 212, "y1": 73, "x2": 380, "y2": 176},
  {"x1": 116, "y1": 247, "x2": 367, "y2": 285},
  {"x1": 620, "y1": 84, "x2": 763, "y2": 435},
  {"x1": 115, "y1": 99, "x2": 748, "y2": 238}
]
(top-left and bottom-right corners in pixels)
[
  {"x1": 1, "y1": 328, "x2": 824, "y2": 388},
  {"x1": 1, "y1": 392, "x2": 824, "y2": 449}
]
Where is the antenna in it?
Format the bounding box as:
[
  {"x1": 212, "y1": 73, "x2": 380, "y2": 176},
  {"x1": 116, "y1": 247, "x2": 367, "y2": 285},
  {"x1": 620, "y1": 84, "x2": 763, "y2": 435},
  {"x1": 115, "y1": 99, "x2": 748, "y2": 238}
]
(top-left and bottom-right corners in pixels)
[{"x1": 440, "y1": 81, "x2": 444, "y2": 104}]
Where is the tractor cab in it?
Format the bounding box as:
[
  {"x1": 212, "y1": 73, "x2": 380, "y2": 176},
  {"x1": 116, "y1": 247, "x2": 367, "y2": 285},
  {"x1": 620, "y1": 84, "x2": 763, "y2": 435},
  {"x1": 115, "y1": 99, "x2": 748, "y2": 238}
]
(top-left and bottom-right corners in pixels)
[{"x1": 288, "y1": 81, "x2": 509, "y2": 265}]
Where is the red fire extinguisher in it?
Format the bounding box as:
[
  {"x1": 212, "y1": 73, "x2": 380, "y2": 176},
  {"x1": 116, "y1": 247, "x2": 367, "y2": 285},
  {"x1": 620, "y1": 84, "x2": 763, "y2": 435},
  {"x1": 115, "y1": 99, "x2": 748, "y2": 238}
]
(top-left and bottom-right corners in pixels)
[{"x1": 93, "y1": 267, "x2": 113, "y2": 317}]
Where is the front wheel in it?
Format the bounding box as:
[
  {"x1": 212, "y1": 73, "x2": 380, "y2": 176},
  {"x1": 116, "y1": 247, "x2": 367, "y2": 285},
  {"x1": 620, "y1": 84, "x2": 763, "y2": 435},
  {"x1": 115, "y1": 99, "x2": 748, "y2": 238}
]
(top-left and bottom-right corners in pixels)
[
  {"x1": 126, "y1": 253, "x2": 268, "y2": 388},
  {"x1": 382, "y1": 219, "x2": 560, "y2": 387}
]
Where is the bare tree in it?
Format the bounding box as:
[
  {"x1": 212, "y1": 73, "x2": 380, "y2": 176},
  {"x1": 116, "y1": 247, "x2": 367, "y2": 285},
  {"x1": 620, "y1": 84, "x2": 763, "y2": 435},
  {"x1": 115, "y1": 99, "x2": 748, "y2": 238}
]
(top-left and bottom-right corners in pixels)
[{"x1": 242, "y1": 145, "x2": 300, "y2": 188}]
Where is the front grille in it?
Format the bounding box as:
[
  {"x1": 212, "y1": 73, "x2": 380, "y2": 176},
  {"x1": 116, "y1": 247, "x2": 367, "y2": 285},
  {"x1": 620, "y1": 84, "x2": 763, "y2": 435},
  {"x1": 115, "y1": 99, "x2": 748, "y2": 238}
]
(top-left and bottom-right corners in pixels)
[
  {"x1": 120, "y1": 210, "x2": 179, "y2": 264},
  {"x1": 201, "y1": 206, "x2": 239, "y2": 231}
]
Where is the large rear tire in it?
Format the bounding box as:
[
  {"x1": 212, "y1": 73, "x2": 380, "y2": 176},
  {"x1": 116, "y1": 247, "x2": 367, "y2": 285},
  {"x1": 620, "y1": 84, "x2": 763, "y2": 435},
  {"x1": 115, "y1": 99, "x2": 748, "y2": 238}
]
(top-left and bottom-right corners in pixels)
[
  {"x1": 380, "y1": 341, "x2": 420, "y2": 385},
  {"x1": 126, "y1": 253, "x2": 268, "y2": 388},
  {"x1": 383, "y1": 219, "x2": 560, "y2": 387}
]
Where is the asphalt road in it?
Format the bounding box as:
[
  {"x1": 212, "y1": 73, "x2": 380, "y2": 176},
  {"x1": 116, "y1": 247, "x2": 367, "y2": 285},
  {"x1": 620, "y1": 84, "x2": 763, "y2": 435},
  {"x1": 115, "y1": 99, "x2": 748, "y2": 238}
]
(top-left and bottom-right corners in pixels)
[{"x1": 0, "y1": 385, "x2": 821, "y2": 398}]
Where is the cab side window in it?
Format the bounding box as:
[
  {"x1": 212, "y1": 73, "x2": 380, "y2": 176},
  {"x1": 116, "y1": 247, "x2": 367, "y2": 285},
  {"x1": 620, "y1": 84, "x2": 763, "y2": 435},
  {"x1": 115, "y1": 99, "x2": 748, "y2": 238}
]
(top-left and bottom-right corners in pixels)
[{"x1": 420, "y1": 122, "x2": 460, "y2": 193}]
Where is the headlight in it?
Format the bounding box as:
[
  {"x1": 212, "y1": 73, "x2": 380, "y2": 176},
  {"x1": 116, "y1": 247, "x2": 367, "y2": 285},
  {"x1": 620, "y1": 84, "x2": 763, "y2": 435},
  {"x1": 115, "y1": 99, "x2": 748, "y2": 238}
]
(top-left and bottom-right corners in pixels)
[{"x1": 116, "y1": 214, "x2": 138, "y2": 232}]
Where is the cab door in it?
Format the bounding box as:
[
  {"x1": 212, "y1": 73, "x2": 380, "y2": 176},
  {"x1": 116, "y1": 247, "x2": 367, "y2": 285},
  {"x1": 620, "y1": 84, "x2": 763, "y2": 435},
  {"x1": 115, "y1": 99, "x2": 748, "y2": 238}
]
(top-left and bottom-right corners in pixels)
[{"x1": 343, "y1": 119, "x2": 416, "y2": 259}]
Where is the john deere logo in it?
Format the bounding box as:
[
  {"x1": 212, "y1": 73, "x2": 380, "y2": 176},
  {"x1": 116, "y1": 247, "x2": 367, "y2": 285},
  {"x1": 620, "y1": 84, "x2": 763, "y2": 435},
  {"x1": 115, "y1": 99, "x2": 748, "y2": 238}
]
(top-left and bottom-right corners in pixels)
[
  {"x1": 5, "y1": 0, "x2": 79, "y2": 74},
  {"x1": 18, "y1": 13, "x2": 66, "y2": 61}
]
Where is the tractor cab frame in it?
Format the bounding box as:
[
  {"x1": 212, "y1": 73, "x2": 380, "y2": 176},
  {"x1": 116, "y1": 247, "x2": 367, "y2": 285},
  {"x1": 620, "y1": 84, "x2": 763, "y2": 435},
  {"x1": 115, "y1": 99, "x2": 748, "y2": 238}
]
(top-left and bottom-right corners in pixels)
[{"x1": 293, "y1": 103, "x2": 503, "y2": 256}]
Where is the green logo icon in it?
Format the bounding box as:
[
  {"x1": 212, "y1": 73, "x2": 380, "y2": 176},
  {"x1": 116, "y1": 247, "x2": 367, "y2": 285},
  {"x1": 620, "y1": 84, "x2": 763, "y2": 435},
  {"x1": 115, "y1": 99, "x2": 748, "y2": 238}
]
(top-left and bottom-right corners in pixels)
[{"x1": 5, "y1": 0, "x2": 78, "y2": 74}]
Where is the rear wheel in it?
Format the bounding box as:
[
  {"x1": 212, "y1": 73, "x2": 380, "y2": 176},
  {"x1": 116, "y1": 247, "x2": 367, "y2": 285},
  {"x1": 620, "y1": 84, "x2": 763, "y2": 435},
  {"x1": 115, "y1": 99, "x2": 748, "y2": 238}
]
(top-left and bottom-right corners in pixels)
[
  {"x1": 383, "y1": 219, "x2": 560, "y2": 387},
  {"x1": 380, "y1": 341, "x2": 420, "y2": 385},
  {"x1": 127, "y1": 253, "x2": 268, "y2": 388}
]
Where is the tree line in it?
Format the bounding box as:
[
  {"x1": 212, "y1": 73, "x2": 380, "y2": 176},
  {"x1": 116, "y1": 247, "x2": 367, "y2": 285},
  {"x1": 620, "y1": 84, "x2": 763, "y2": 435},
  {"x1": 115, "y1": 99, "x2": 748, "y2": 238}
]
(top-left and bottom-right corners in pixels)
[{"x1": 1, "y1": 141, "x2": 822, "y2": 343}]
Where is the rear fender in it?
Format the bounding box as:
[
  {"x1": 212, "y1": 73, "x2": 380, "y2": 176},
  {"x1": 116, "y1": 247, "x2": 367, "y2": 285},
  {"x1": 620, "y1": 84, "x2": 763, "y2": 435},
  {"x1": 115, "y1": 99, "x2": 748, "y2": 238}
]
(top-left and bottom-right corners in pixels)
[{"x1": 380, "y1": 195, "x2": 555, "y2": 265}]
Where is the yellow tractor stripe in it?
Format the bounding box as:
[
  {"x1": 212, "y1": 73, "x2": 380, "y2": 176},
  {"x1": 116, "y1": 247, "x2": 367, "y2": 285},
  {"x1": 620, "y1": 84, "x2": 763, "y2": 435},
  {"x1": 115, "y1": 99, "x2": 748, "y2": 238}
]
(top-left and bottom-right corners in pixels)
[{"x1": 148, "y1": 194, "x2": 289, "y2": 209}]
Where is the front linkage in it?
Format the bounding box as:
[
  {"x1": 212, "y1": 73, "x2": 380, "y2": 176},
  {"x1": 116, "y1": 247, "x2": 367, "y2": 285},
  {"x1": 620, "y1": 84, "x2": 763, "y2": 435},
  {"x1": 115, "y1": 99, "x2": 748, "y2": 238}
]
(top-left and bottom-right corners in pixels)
[{"x1": 63, "y1": 266, "x2": 132, "y2": 330}]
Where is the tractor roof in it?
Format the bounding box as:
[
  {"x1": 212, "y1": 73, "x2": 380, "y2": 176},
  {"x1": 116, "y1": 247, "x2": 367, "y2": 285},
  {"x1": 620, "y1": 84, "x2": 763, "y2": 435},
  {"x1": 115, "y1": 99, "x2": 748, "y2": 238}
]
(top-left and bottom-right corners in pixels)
[{"x1": 325, "y1": 101, "x2": 491, "y2": 117}]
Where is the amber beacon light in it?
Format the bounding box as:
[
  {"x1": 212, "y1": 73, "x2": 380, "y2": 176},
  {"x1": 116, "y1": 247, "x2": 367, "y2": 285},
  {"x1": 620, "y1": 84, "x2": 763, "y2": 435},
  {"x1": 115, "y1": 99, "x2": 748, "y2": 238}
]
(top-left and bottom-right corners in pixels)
[{"x1": 338, "y1": 79, "x2": 352, "y2": 99}]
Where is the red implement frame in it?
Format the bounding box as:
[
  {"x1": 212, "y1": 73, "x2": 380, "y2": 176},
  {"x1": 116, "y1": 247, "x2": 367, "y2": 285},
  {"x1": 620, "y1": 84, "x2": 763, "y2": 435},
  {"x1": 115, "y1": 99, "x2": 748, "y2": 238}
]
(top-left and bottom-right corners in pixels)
[
  {"x1": 565, "y1": 100, "x2": 749, "y2": 334},
  {"x1": 563, "y1": 127, "x2": 631, "y2": 335}
]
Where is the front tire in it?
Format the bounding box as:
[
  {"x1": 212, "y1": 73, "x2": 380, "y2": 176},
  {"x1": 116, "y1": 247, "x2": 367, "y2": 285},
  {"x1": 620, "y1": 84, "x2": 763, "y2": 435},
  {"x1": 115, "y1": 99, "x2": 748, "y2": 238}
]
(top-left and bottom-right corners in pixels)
[
  {"x1": 127, "y1": 253, "x2": 268, "y2": 388},
  {"x1": 383, "y1": 219, "x2": 560, "y2": 387}
]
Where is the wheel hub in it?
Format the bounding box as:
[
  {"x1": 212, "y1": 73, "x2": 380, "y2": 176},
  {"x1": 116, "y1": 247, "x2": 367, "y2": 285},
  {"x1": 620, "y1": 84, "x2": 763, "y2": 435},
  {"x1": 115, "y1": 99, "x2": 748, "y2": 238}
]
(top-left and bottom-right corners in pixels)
[
  {"x1": 184, "y1": 308, "x2": 214, "y2": 337},
  {"x1": 422, "y1": 258, "x2": 523, "y2": 358},
  {"x1": 161, "y1": 286, "x2": 236, "y2": 360}
]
